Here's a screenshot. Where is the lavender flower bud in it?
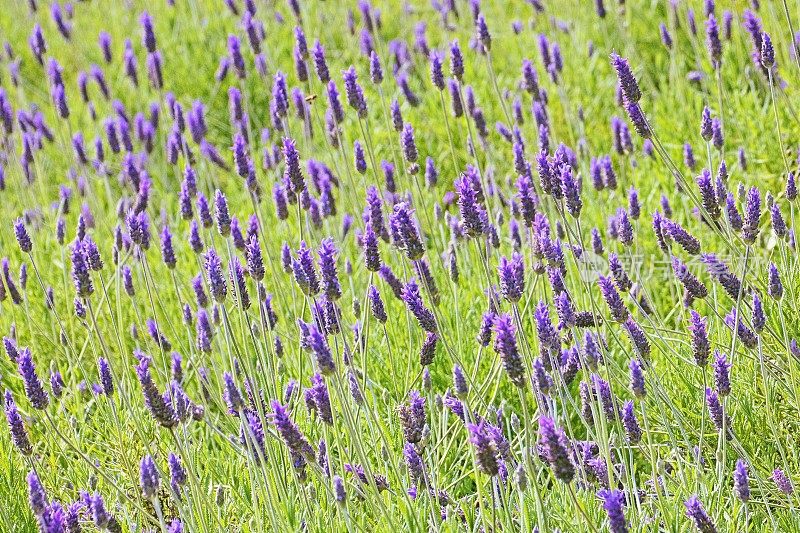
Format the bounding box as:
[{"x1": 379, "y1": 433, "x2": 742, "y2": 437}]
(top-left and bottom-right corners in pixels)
[
  {"x1": 598, "y1": 275, "x2": 628, "y2": 322},
  {"x1": 498, "y1": 253, "x2": 525, "y2": 302},
  {"x1": 598, "y1": 488, "x2": 629, "y2": 533},
  {"x1": 734, "y1": 459, "x2": 750, "y2": 502},
  {"x1": 5, "y1": 390, "x2": 32, "y2": 455},
  {"x1": 713, "y1": 351, "x2": 731, "y2": 396},
  {"x1": 773, "y1": 469, "x2": 794, "y2": 495},
  {"x1": 368, "y1": 285, "x2": 387, "y2": 324},
  {"x1": 725, "y1": 309, "x2": 757, "y2": 349},
  {"x1": 743, "y1": 186, "x2": 761, "y2": 243},
  {"x1": 318, "y1": 238, "x2": 342, "y2": 301},
  {"x1": 610, "y1": 53, "x2": 640, "y2": 103},
  {"x1": 688, "y1": 311, "x2": 710, "y2": 366},
  {"x1": 663, "y1": 218, "x2": 701, "y2": 255},
  {"x1": 18, "y1": 349, "x2": 48, "y2": 409},
  {"x1": 402, "y1": 280, "x2": 436, "y2": 333},
  {"x1": 768, "y1": 263, "x2": 783, "y2": 300},
  {"x1": 14, "y1": 219, "x2": 32, "y2": 253},
  {"x1": 539, "y1": 416, "x2": 574, "y2": 483},
  {"x1": 400, "y1": 123, "x2": 418, "y2": 164},
  {"x1": 467, "y1": 421, "x2": 500, "y2": 476},
  {"x1": 684, "y1": 495, "x2": 717, "y2": 533},
  {"x1": 705, "y1": 387, "x2": 731, "y2": 440},
  {"x1": 140, "y1": 454, "x2": 160, "y2": 499},
  {"x1": 493, "y1": 314, "x2": 526, "y2": 388},
  {"x1": 27, "y1": 470, "x2": 47, "y2": 516}
]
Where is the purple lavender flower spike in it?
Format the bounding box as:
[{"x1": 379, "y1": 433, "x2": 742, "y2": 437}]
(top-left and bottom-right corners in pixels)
[
  {"x1": 391, "y1": 202, "x2": 425, "y2": 260},
  {"x1": 761, "y1": 32, "x2": 775, "y2": 69},
  {"x1": 663, "y1": 218, "x2": 701, "y2": 255},
  {"x1": 598, "y1": 488, "x2": 629, "y2": 533},
  {"x1": 475, "y1": 13, "x2": 491, "y2": 51},
  {"x1": 305, "y1": 373, "x2": 333, "y2": 424},
  {"x1": 308, "y1": 324, "x2": 336, "y2": 375},
  {"x1": 402, "y1": 280, "x2": 436, "y2": 333},
  {"x1": 223, "y1": 371, "x2": 244, "y2": 413},
  {"x1": 27, "y1": 470, "x2": 47, "y2": 516},
  {"x1": 354, "y1": 141, "x2": 367, "y2": 174},
  {"x1": 706, "y1": 387, "x2": 731, "y2": 440},
  {"x1": 342, "y1": 66, "x2": 367, "y2": 118},
  {"x1": 400, "y1": 122, "x2": 418, "y2": 164},
  {"x1": 140, "y1": 11, "x2": 157, "y2": 52},
  {"x1": 560, "y1": 165, "x2": 582, "y2": 217},
  {"x1": 18, "y1": 349, "x2": 48, "y2": 410},
  {"x1": 591, "y1": 373, "x2": 616, "y2": 420},
  {"x1": 624, "y1": 101, "x2": 650, "y2": 138},
  {"x1": 688, "y1": 311, "x2": 710, "y2": 366},
  {"x1": 697, "y1": 169, "x2": 721, "y2": 219},
  {"x1": 617, "y1": 208, "x2": 633, "y2": 245},
  {"x1": 493, "y1": 313, "x2": 526, "y2": 388},
  {"x1": 734, "y1": 459, "x2": 750, "y2": 502},
  {"x1": 14, "y1": 219, "x2": 32, "y2": 253},
  {"x1": 293, "y1": 242, "x2": 320, "y2": 296},
  {"x1": 751, "y1": 292, "x2": 765, "y2": 333},
  {"x1": 609, "y1": 253, "x2": 632, "y2": 292},
  {"x1": 725, "y1": 309, "x2": 757, "y2": 349},
  {"x1": 710, "y1": 118, "x2": 723, "y2": 149},
  {"x1": 706, "y1": 15, "x2": 722, "y2": 68},
  {"x1": 429, "y1": 51, "x2": 445, "y2": 90},
  {"x1": 700, "y1": 107, "x2": 713, "y2": 140},
  {"x1": 713, "y1": 351, "x2": 731, "y2": 396},
  {"x1": 539, "y1": 416, "x2": 575, "y2": 483},
  {"x1": 399, "y1": 391, "x2": 426, "y2": 444},
  {"x1": 450, "y1": 40, "x2": 464, "y2": 80},
  {"x1": 610, "y1": 53, "x2": 641, "y2": 103},
  {"x1": 724, "y1": 193, "x2": 744, "y2": 232},
  {"x1": 467, "y1": 421, "x2": 500, "y2": 475},
  {"x1": 204, "y1": 249, "x2": 227, "y2": 302},
  {"x1": 599, "y1": 275, "x2": 628, "y2": 322},
  {"x1": 498, "y1": 253, "x2": 525, "y2": 303},
  {"x1": 768, "y1": 263, "x2": 783, "y2": 300},
  {"x1": 701, "y1": 253, "x2": 742, "y2": 300},
  {"x1": 621, "y1": 400, "x2": 642, "y2": 444},
  {"x1": 368, "y1": 285, "x2": 387, "y2": 324},
  {"x1": 684, "y1": 142, "x2": 697, "y2": 170},
  {"x1": 660, "y1": 23, "x2": 673, "y2": 49},
  {"x1": 269, "y1": 401, "x2": 313, "y2": 462},
  {"x1": 455, "y1": 174, "x2": 485, "y2": 237},
  {"x1": 742, "y1": 186, "x2": 761, "y2": 243},
  {"x1": 586, "y1": 229, "x2": 603, "y2": 258},
  {"x1": 629, "y1": 358, "x2": 646, "y2": 398},
  {"x1": 168, "y1": 452, "x2": 187, "y2": 493},
  {"x1": 98, "y1": 357, "x2": 114, "y2": 396},
  {"x1": 140, "y1": 454, "x2": 160, "y2": 499},
  {"x1": 196, "y1": 309, "x2": 212, "y2": 353},
  {"x1": 684, "y1": 495, "x2": 717, "y2": 533},
  {"x1": 318, "y1": 238, "x2": 342, "y2": 301},
  {"x1": 534, "y1": 301, "x2": 560, "y2": 362},
  {"x1": 773, "y1": 469, "x2": 794, "y2": 495},
  {"x1": 555, "y1": 291, "x2": 576, "y2": 330},
  {"x1": 135, "y1": 354, "x2": 176, "y2": 428},
  {"x1": 787, "y1": 172, "x2": 797, "y2": 202},
  {"x1": 770, "y1": 202, "x2": 787, "y2": 239},
  {"x1": 5, "y1": 390, "x2": 32, "y2": 455},
  {"x1": 379, "y1": 264, "x2": 404, "y2": 301}
]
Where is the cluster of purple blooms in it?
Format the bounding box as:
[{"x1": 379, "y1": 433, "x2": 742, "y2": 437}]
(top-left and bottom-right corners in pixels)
[{"x1": 1, "y1": 0, "x2": 800, "y2": 531}]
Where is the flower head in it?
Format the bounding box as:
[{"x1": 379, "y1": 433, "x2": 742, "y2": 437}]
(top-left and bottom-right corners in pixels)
[
  {"x1": 493, "y1": 314, "x2": 526, "y2": 388},
  {"x1": 538, "y1": 416, "x2": 574, "y2": 483}
]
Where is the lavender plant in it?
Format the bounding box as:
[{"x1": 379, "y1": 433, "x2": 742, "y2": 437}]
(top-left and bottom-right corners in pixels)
[{"x1": 1, "y1": 1, "x2": 799, "y2": 531}]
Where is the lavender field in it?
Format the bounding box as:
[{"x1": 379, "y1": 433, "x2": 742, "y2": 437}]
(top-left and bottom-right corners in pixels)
[{"x1": 2, "y1": 0, "x2": 800, "y2": 531}]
